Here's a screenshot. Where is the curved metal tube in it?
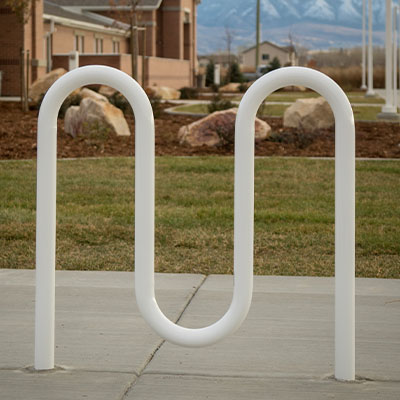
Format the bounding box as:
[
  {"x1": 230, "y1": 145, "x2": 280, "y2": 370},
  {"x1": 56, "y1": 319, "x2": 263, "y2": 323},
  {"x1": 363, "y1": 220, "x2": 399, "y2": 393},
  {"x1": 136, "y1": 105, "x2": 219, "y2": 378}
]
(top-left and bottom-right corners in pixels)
[
  {"x1": 137, "y1": 67, "x2": 355, "y2": 381},
  {"x1": 35, "y1": 66, "x2": 355, "y2": 381},
  {"x1": 35, "y1": 65, "x2": 155, "y2": 370},
  {"x1": 235, "y1": 67, "x2": 355, "y2": 381}
]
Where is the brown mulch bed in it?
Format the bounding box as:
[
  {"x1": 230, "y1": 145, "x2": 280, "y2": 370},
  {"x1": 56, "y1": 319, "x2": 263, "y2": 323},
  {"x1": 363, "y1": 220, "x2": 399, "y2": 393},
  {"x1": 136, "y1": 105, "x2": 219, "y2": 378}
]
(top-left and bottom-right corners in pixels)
[{"x1": 1, "y1": 101, "x2": 399, "y2": 160}]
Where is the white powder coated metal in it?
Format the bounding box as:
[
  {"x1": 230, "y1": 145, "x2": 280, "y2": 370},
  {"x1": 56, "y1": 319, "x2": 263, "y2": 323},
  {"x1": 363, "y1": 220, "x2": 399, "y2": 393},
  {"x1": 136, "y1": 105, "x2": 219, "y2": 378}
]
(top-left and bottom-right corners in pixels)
[{"x1": 35, "y1": 66, "x2": 355, "y2": 381}]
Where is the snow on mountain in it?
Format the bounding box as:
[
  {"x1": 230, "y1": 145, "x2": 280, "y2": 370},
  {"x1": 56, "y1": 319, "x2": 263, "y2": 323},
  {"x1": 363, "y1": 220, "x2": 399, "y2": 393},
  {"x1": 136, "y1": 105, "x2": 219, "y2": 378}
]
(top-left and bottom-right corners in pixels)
[
  {"x1": 338, "y1": 0, "x2": 362, "y2": 21},
  {"x1": 303, "y1": 0, "x2": 335, "y2": 21},
  {"x1": 260, "y1": 0, "x2": 280, "y2": 19},
  {"x1": 197, "y1": 0, "x2": 386, "y2": 53}
]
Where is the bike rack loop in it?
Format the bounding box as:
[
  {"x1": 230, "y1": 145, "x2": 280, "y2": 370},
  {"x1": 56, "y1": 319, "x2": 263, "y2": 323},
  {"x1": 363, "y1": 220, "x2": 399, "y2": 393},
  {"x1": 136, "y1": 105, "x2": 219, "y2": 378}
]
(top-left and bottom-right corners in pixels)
[
  {"x1": 236, "y1": 67, "x2": 355, "y2": 381},
  {"x1": 35, "y1": 65, "x2": 355, "y2": 382}
]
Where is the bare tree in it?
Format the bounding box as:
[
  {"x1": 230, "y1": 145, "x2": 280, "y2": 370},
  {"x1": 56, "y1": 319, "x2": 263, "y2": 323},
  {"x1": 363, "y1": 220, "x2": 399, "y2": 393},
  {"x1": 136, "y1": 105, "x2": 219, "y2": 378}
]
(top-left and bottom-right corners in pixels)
[
  {"x1": 223, "y1": 25, "x2": 235, "y2": 82},
  {"x1": 109, "y1": 0, "x2": 141, "y2": 80},
  {"x1": 5, "y1": 0, "x2": 37, "y2": 111}
]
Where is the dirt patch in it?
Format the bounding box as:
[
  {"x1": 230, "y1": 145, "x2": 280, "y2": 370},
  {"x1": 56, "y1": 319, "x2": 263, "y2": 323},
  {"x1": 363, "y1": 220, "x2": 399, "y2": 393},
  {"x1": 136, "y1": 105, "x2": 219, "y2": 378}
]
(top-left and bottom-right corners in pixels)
[{"x1": 0, "y1": 101, "x2": 399, "y2": 159}]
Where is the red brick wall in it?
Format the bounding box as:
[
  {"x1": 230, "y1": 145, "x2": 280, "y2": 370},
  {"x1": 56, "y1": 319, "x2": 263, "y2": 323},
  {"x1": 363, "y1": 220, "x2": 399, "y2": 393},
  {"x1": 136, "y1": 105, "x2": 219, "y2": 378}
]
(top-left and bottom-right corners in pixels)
[
  {"x1": 0, "y1": 1, "x2": 45, "y2": 96},
  {"x1": 0, "y1": 7, "x2": 24, "y2": 96}
]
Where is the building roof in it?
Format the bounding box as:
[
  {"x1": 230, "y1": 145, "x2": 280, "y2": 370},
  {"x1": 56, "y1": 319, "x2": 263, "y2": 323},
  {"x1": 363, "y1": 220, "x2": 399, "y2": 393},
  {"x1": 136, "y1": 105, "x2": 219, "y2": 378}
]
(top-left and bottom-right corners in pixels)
[
  {"x1": 241, "y1": 41, "x2": 289, "y2": 55},
  {"x1": 44, "y1": 0, "x2": 130, "y2": 31},
  {"x1": 44, "y1": 1, "x2": 110, "y2": 25},
  {"x1": 47, "y1": 0, "x2": 163, "y2": 10}
]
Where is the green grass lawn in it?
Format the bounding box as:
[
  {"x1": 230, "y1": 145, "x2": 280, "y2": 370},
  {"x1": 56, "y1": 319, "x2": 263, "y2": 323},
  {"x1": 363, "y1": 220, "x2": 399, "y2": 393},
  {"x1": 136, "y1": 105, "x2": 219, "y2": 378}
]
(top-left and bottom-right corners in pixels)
[
  {"x1": 231, "y1": 91, "x2": 385, "y2": 104},
  {"x1": 174, "y1": 103, "x2": 383, "y2": 121},
  {"x1": 1, "y1": 157, "x2": 399, "y2": 278}
]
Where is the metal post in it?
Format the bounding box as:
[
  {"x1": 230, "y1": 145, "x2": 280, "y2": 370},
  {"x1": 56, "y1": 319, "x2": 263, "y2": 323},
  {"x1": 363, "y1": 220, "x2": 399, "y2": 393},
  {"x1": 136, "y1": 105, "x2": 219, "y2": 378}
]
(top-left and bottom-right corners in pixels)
[
  {"x1": 394, "y1": 6, "x2": 398, "y2": 110},
  {"x1": 361, "y1": 0, "x2": 367, "y2": 90},
  {"x1": 255, "y1": 0, "x2": 260, "y2": 71},
  {"x1": 366, "y1": 0, "x2": 375, "y2": 96},
  {"x1": 26, "y1": 49, "x2": 30, "y2": 107},
  {"x1": 141, "y1": 27, "x2": 146, "y2": 88}
]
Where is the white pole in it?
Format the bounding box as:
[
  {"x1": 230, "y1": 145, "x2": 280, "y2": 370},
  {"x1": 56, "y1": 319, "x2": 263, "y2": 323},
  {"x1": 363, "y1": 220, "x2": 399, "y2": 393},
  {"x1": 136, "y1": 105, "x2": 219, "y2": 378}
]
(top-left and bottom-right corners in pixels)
[
  {"x1": 361, "y1": 0, "x2": 367, "y2": 90},
  {"x1": 382, "y1": 0, "x2": 396, "y2": 113},
  {"x1": 394, "y1": 6, "x2": 398, "y2": 110},
  {"x1": 366, "y1": 0, "x2": 375, "y2": 96}
]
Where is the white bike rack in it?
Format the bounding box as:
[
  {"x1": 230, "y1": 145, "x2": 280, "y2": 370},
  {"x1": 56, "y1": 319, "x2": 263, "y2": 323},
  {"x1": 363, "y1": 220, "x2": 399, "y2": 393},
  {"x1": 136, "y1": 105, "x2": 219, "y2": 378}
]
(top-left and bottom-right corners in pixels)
[{"x1": 34, "y1": 65, "x2": 355, "y2": 381}]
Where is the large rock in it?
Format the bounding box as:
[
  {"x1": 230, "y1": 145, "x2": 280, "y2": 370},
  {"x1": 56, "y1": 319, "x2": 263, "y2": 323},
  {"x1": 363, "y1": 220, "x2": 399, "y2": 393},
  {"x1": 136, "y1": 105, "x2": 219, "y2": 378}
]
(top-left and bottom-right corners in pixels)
[
  {"x1": 146, "y1": 86, "x2": 180, "y2": 100},
  {"x1": 29, "y1": 68, "x2": 67, "y2": 103},
  {"x1": 219, "y1": 82, "x2": 241, "y2": 93},
  {"x1": 64, "y1": 106, "x2": 81, "y2": 136},
  {"x1": 64, "y1": 97, "x2": 130, "y2": 137},
  {"x1": 80, "y1": 88, "x2": 108, "y2": 103},
  {"x1": 178, "y1": 108, "x2": 271, "y2": 147},
  {"x1": 98, "y1": 85, "x2": 117, "y2": 98},
  {"x1": 283, "y1": 97, "x2": 334, "y2": 132}
]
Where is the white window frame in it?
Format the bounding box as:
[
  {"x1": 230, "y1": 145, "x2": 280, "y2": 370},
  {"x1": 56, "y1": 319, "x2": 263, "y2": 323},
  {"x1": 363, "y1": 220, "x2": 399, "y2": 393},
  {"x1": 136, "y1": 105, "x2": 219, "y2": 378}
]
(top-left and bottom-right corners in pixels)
[
  {"x1": 112, "y1": 40, "x2": 120, "y2": 54},
  {"x1": 95, "y1": 38, "x2": 103, "y2": 54},
  {"x1": 74, "y1": 35, "x2": 84, "y2": 53}
]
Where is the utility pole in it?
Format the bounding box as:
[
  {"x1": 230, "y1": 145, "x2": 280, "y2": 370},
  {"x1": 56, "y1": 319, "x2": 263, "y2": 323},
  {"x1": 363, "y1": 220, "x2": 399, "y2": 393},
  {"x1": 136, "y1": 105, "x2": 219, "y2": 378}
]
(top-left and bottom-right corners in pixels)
[
  {"x1": 255, "y1": 0, "x2": 260, "y2": 71},
  {"x1": 361, "y1": 0, "x2": 367, "y2": 89}
]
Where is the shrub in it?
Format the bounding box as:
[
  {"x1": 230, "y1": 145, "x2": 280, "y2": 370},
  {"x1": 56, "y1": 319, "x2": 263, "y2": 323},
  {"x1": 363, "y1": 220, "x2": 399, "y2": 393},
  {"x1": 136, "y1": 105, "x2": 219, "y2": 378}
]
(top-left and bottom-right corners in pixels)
[
  {"x1": 266, "y1": 57, "x2": 281, "y2": 73},
  {"x1": 238, "y1": 82, "x2": 248, "y2": 93},
  {"x1": 148, "y1": 93, "x2": 162, "y2": 118},
  {"x1": 58, "y1": 93, "x2": 82, "y2": 119},
  {"x1": 109, "y1": 92, "x2": 130, "y2": 114},
  {"x1": 319, "y1": 65, "x2": 385, "y2": 91},
  {"x1": 210, "y1": 83, "x2": 220, "y2": 93},
  {"x1": 207, "y1": 94, "x2": 234, "y2": 113},
  {"x1": 179, "y1": 87, "x2": 199, "y2": 99},
  {"x1": 225, "y1": 62, "x2": 244, "y2": 83},
  {"x1": 205, "y1": 60, "x2": 215, "y2": 87}
]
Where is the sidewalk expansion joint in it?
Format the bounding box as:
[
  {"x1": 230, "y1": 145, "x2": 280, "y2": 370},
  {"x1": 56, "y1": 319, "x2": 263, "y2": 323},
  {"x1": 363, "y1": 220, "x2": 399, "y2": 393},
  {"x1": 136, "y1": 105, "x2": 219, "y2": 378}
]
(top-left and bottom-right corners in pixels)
[{"x1": 120, "y1": 275, "x2": 208, "y2": 399}]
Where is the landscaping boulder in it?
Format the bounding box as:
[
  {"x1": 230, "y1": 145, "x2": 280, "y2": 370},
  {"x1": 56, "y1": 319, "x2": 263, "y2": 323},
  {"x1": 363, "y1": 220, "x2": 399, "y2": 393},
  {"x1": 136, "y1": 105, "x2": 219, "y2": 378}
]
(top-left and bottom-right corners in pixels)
[
  {"x1": 80, "y1": 88, "x2": 108, "y2": 103},
  {"x1": 98, "y1": 85, "x2": 117, "y2": 98},
  {"x1": 64, "y1": 97, "x2": 130, "y2": 137},
  {"x1": 178, "y1": 107, "x2": 271, "y2": 147},
  {"x1": 219, "y1": 82, "x2": 241, "y2": 93},
  {"x1": 29, "y1": 68, "x2": 67, "y2": 104},
  {"x1": 283, "y1": 97, "x2": 334, "y2": 132},
  {"x1": 146, "y1": 86, "x2": 180, "y2": 100},
  {"x1": 64, "y1": 106, "x2": 81, "y2": 136}
]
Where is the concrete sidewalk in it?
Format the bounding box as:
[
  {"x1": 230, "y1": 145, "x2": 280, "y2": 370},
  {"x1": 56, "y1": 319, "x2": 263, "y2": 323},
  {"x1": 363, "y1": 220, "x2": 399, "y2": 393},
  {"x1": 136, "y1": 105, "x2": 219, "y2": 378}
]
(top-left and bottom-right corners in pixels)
[{"x1": 0, "y1": 270, "x2": 399, "y2": 399}]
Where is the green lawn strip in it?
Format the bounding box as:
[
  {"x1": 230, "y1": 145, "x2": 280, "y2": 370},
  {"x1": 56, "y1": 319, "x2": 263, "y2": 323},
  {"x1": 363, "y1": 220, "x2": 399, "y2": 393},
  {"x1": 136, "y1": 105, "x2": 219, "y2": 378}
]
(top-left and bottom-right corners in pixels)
[
  {"x1": 0, "y1": 157, "x2": 399, "y2": 278},
  {"x1": 232, "y1": 91, "x2": 384, "y2": 104},
  {"x1": 174, "y1": 103, "x2": 382, "y2": 121}
]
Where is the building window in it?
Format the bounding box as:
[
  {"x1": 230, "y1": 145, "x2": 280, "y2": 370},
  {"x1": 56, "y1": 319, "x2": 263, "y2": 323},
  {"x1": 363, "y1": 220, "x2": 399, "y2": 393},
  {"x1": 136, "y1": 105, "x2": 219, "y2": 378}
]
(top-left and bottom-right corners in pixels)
[
  {"x1": 95, "y1": 38, "x2": 103, "y2": 54},
  {"x1": 262, "y1": 53, "x2": 270, "y2": 61},
  {"x1": 75, "y1": 35, "x2": 84, "y2": 53},
  {"x1": 112, "y1": 40, "x2": 120, "y2": 54}
]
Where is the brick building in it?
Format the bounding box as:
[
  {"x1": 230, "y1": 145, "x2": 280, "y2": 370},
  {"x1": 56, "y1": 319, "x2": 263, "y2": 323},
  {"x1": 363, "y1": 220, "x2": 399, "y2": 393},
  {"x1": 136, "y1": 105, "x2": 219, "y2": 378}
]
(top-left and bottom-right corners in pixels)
[{"x1": 0, "y1": 0, "x2": 200, "y2": 96}]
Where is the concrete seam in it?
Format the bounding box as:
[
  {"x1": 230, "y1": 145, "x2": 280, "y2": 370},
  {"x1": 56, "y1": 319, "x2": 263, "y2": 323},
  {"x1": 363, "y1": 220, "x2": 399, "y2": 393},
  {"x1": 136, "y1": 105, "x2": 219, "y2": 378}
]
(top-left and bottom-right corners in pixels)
[{"x1": 120, "y1": 275, "x2": 208, "y2": 399}]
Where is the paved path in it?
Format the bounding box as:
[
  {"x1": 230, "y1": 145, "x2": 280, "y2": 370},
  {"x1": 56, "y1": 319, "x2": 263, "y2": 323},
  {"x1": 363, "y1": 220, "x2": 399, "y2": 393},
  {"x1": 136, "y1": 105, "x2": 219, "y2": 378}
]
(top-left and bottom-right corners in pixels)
[{"x1": 0, "y1": 270, "x2": 399, "y2": 399}]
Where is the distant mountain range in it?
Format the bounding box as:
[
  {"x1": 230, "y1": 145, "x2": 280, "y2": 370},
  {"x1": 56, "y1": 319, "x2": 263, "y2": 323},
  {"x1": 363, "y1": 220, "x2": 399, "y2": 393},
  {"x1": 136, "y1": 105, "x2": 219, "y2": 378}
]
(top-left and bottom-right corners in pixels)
[{"x1": 197, "y1": 0, "x2": 387, "y2": 54}]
